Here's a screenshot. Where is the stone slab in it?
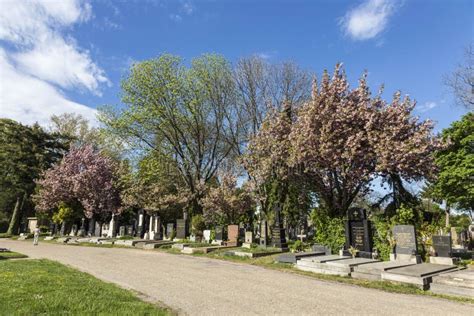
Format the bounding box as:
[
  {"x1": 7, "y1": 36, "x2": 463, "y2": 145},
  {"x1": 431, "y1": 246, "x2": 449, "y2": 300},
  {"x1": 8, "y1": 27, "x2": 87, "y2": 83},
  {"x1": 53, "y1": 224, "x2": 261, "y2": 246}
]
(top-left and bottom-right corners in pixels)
[
  {"x1": 429, "y1": 256, "x2": 456, "y2": 265},
  {"x1": 430, "y1": 283, "x2": 474, "y2": 298},
  {"x1": 277, "y1": 251, "x2": 325, "y2": 264},
  {"x1": 44, "y1": 236, "x2": 55, "y2": 241},
  {"x1": 432, "y1": 269, "x2": 474, "y2": 289},
  {"x1": 299, "y1": 255, "x2": 350, "y2": 264},
  {"x1": 382, "y1": 263, "x2": 457, "y2": 289},
  {"x1": 326, "y1": 258, "x2": 379, "y2": 268},
  {"x1": 352, "y1": 261, "x2": 416, "y2": 281}
]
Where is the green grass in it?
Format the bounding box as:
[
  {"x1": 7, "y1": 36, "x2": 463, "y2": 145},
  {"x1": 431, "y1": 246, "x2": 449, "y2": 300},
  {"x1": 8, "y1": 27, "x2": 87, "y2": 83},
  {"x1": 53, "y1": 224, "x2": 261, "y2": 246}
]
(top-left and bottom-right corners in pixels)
[
  {"x1": 0, "y1": 251, "x2": 28, "y2": 260},
  {"x1": 0, "y1": 259, "x2": 173, "y2": 315}
]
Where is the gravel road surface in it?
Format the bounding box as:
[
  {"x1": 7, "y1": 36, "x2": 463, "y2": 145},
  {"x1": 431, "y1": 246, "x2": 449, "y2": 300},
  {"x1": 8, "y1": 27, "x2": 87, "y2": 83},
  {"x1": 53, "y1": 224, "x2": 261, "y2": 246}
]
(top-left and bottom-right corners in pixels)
[{"x1": 1, "y1": 239, "x2": 472, "y2": 315}]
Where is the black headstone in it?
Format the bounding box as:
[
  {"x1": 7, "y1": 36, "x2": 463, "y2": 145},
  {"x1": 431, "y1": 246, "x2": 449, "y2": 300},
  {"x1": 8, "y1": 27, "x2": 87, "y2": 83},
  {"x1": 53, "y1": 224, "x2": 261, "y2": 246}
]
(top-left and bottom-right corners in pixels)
[
  {"x1": 393, "y1": 225, "x2": 418, "y2": 255},
  {"x1": 260, "y1": 220, "x2": 268, "y2": 247},
  {"x1": 176, "y1": 219, "x2": 188, "y2": 239},
  {"x1": 432, "y1": 235, "x2": 452, "y2": 258},
  {"x1": 271, "y1": 204, "x2": 288, "y2": 251},
  {"x1": 345, "y1": 208, "x2": 372, "y2": 257}
]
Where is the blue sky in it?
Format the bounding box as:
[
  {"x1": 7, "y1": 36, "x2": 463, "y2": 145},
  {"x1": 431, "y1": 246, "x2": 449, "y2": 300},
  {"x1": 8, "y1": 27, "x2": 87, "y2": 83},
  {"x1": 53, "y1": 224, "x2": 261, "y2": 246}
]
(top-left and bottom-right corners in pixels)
[{"x1": 0, "y1": 0, "x2": 472, "y2": 131}]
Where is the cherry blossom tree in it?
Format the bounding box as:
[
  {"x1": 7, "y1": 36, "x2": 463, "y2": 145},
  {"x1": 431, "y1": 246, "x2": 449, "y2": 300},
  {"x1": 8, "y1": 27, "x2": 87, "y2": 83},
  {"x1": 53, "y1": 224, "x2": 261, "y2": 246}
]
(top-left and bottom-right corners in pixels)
[
  {"x1": 246, "y1": 64, "x2": 441, "y2": 218},
  {"x1": 34, "y1": 145, "x2": 121, "y2": 219},
  {"x1": 201, "y1": 172, "x2": 254, "y2": 225}
]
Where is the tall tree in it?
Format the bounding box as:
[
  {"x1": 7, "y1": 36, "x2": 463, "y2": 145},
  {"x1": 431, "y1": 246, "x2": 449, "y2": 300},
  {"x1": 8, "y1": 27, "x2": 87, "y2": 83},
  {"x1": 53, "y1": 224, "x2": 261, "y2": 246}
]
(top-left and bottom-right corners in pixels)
[
  {"x1": 429, "y1": 113, "x2": 474, "y2": 220},
  {"x1": 0, "y1": 119, "x2": 66, "y2": 234},
  {"x1": 247, "y1": 65, "x2": 441, "y2": 218},
  {"x1": 34, "y1": 145, "x2": 121, "y2": 222},
  {"x1": 99, "y1": 54, "x2": 239, "y2": 216},
  {"x1": 444, "y1": 44, "x2": 474, "y2": 110}
]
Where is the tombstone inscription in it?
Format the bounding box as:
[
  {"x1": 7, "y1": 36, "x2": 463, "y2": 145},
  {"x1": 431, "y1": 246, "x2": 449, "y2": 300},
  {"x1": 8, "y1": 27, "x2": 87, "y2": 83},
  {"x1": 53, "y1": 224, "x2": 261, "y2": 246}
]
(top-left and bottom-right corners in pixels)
[
  {"x1": 432, "y1": 235, "x2": 452, "y2": 258},
  {"x1": 166, "y1": 223, "x2": 175, "y2": 239},
  {"x1": 345, "y1": 208, "x2": 372, "y2": 258},
  {"x1": 215, "y1": 226, "x2": 224, "y2": 241},
  {"x1": 176, "y1": 219, "x2": 187, "y2": 239},
  {"x1": 391, "y1": 224, "x2": 421, "y2": 263}
]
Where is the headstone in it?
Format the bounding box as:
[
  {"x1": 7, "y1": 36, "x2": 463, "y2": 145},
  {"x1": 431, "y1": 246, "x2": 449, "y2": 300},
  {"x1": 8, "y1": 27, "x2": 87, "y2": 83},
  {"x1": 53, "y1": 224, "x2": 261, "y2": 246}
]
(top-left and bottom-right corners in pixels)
[
  {"x1": 260, "y1": 220, "x2": 268, "y2": 247},
  {"x1": 94, "y1": 221, "x2": 101, "y2": 237},
  {"x1": 227, "y1": 225, "x2": 239, "y2": 247},
  {"x1": 203, "y1": 230, "x2": 211, "y2": 243},
  {"x1": 432, "y1": 235, "x2": 452, "y2": 257},
  {"x1": 215, "y1": 226, "x2": 224, "y2": 242},
  {"x1": 451, "y1": 227, "x2": 460, "y2": 247},
  {"x1": 271, "y1": 204, "x2": 288, "y2": 251},
  {"x1": 126, "y1": 225, "x2": 134, "y2": 236},
  {"x1": 345, "y1": 208, "x2": 372, "y2": 258},
  {"x1": 119, "y1": 226, "x2": 126, "y2": 237},
  {"x1": 392, "y1": 224, "x2": 420, "y2": 263},
  {"x1": 137, "y1": 211, "x2": 144, "y2": 238},
  {"x1": 242, "y1": 231, "x2": 253, "y2": 248},
  {"x1": 87, "y1": 218, "x2": 95, "y2": 237},
  {"x1": 77, "y1": 218, "x2": 86, "y2": 237},
  {"x1": 430, "y1": 235, "x2": 455, "y2": 265},
  {"x1": 107, "y1": 214, "x2": 116, "y2": 238},
  {"x1": 176, "y1": 219, "x2": 188, "y2": 239},
  {"x1": 166, "y1": 223, "x2": 175, "y2": 239}
]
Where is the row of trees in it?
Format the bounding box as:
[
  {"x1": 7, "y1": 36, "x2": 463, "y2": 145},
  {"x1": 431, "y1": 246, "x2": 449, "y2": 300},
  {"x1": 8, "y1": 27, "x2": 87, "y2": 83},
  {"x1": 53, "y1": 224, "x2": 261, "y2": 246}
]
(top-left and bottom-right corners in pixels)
[{"x1": 1, "y1": 51, "x2": 472, "y2": 240}]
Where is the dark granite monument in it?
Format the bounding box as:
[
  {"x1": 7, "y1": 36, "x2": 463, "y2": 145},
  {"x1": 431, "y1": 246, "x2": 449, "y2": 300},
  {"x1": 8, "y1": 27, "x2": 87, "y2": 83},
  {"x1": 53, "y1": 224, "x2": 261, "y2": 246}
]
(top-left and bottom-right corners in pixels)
[
  {"x1": 393, "y1": 225, "x2": 418, "y2": 255},
  {"x1": 176, "y1": 219, "x2": 188, "y2": 239},
  {"x1": 260, "y1": 220, "x2": 268, "y2": 247},
  {"x1": 433, "y1": 235, "x2": 452, "y2": 258},
  {"x1": 271, "y1": 204, "x2": 288, "y2": 251},
  {"x1": 345, "y1": 208, "x2": 372, "y2": 258}
]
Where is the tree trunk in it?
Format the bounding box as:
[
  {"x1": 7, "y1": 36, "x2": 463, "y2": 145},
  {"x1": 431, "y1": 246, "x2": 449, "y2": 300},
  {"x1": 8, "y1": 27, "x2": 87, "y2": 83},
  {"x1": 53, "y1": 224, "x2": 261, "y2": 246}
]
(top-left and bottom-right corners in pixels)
[
  {"x1": 6, "y1": 194, "x2": 24, "y2": 235},
  {"x1": 445, "y1": 202, "x2": 450, "y2": 228}
]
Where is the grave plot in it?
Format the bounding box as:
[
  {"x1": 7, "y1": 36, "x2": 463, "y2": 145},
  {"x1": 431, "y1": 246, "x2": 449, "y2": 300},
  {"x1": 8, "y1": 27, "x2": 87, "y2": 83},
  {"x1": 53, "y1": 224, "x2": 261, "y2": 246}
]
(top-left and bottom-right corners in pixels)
[
  {"x1": 430, "y1": 269, "x2": 474, "y2": 298},
  {"x1": 381, "y1": 263, "x2": 458, "y2": 290},
  {"x1": 352, "y1": 261, "x2": 416, "y2": 281},
  {"x1": 296, "y1": 254, "x2": 351, "y2": 275}
]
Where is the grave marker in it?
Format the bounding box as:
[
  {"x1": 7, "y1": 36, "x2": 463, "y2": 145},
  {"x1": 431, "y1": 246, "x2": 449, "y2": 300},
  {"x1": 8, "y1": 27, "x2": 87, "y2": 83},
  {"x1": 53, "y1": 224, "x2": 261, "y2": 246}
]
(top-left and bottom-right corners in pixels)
[
  {"x1": 345, "y1": 208, "x2": 372, "y2": 258},
  {"x1": 227, "y1": 224, "x2": 239, "y2": 247}
]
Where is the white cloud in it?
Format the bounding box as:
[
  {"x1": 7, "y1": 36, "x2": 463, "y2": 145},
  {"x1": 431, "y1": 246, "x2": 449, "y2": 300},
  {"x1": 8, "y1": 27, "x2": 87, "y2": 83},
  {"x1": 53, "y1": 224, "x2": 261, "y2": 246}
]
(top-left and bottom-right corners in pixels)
[
  {"x1": 0, "y1": 49, "x2": 98, "y2": 127},
  {"x1": 182, "y1": 2, "x2": 194, "y2": 15},
  {"x1": 417, "y1": 101, "x2": 438, "y2": 113},
  {"x1": 169, "y1": 14, "x2": 183, "y2": 22},
  {"x1": 0, "y1": 0, "x2": 105, "y2": 126},
  {"x1": 341, "y1": 0, "x2": 399, "y2": 41}
]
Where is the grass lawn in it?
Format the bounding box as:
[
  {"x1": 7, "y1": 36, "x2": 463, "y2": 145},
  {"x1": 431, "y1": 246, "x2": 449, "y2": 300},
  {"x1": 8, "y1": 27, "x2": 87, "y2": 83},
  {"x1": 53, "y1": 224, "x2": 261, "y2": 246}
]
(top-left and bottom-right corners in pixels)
[
  {"x1": 0, "y1": 251, "x2": 28, "y2": 260},
  {"x1": 0, "y1": 259, "x2": 173, "y2": 315}
]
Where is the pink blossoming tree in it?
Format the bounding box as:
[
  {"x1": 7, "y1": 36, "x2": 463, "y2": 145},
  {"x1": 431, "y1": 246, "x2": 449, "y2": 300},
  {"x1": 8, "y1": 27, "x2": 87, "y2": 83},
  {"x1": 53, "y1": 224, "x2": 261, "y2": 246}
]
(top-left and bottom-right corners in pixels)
[{"x1": 34, "y1": 145, "x2": 122, "y2": 220}]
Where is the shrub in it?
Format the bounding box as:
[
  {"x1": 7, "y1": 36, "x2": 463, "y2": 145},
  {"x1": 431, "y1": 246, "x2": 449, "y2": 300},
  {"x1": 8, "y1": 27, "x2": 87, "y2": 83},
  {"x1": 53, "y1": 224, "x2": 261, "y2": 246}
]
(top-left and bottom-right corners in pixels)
[
  {"x1": 191, "y1": 214, "x2": 206, "y2": 237},
  {"x1": 310, "y1": 208, "x2": 345, "y2": 253},
  {"x1": 170, "y1": 229, "x2": 176, "y2": 241}
]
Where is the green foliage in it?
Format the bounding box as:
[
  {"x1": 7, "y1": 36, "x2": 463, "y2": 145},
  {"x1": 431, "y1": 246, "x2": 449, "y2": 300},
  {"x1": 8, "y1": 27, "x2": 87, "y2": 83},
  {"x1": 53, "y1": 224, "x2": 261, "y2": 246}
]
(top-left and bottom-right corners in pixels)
[
  {"x1": 170, "y1": 229, "x2": 176, "y2": 241},
  {"x1": 52, "y1": 203, "x2": 75, "y2": 224},
  {"x1": 191, "y1": 214, "x2": 206, "y2": 237},
  {"x1": 289, "y1": 240, "x2": 310, "y2": 253},
  {"x1": 371, "y1": 204, "x2": 443, "y2": 261},
  {"x1": 310, "y1": 208, "x2": 345, "y2": 253},
  {"x1": 450, "y1": 213, "x2": 471, "y2": 230},
  {"x1": 430, "y1": 113, "x2": 473, "y2": 212}
]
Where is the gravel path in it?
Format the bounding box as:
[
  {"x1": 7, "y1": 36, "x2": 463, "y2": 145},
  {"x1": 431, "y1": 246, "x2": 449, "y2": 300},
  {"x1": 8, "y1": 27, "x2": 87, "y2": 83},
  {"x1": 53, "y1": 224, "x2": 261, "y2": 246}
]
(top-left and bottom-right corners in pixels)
[{"x1": 1, "y1": 239, "x2": 472, "y2": 315}]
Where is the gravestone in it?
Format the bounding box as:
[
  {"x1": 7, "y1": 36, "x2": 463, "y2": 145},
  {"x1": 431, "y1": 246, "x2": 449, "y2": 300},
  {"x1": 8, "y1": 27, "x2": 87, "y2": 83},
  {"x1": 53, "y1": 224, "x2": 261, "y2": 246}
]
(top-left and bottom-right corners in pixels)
[
  {"x1": 215, "y1": 226, "x2": 224, "y2": 242},
  {"x1": 126, "y1": 225, "x2": 134, "y2": 236},
  {"x1": 271, "y1": 204, "x2": 288, "y2": 251},
  {"x1": 227, "y1": 225, "x2": 239, "y2": 247},
  {"x1": 87, "y1": 218, "x2": 95, "y2": 237},
  {"x1": 345, "y1": 208, "x2": 372, "y2": 258},
  {"x1": 260, "y1": 220, "x2": 268, "y2": 247},
  {"x1": 203, "y1": 230, "x2": 211, "y2": 243},
  {"x1": 166, "y1": 223, "x2": 175, "y2": 239},
  {"x1": 392, "y1": 224, "x2": 420, "y2": 263},
  {"x1": 94, "y1": 221, "x2": 101, "y2": 237},
  {"x1": 137, "y1": 211, "x2": 144, "y2": 238},
  {"x1": 432, "y1": 235, "x2": 452, "y2": 257},
  {"x1": 243, "y1": 231, "x2": 253, "y2": 248},
  {"x1": 119, "y1": 226, "x2": 126, "y2": 237},
  {"x1": 176, "y1": 219, "x2": 188, "y2": 239},
  {"x1": 431, "y1": 235, "x2": 455, "y2": 265}
]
